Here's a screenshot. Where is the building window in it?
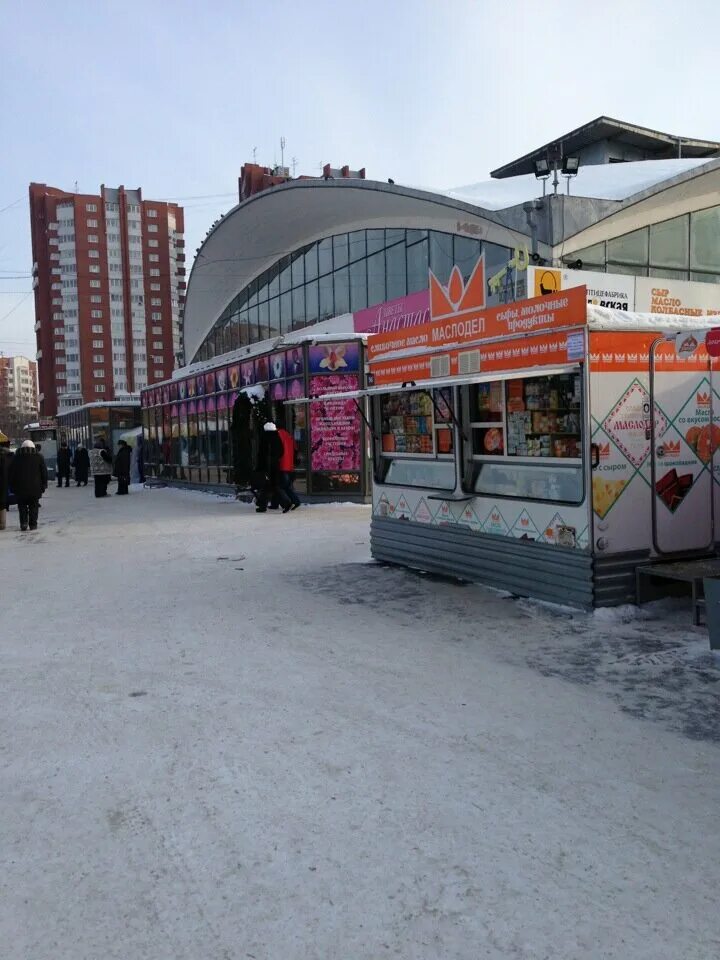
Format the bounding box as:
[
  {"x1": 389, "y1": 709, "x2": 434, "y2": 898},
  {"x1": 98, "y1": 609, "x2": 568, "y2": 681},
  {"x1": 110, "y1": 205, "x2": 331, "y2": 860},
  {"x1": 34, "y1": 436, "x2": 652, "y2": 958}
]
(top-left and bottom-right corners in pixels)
[
  {"x1": 147, "y1": 209, "x2": 158, "y2": 218},
  {"x1": 151, "y1": 311, "x2": 162, "y2": 320},
  {"x1": 89, "y1": 264, "x2": 100, "y2": 273},
  {"x1": 152, "y1": 325, "x2": 162, "y2": 334},
  {"x1": 88, "y1": 250, "x2": 100, "y2": 259},
  {"x1": 88, "y1": 234, "x2": 99, "y2": 243},
  {"x1": 152, "y1": 340, "x2": 163, "y2": 349},
  {"x1": 87, "y1": 219, "x2": 98, "y2": 228},
  {"x1": 148, "y1": 239, "x2": 159, "y2": 248},
  {"x1": 93, "y1": 354, "x2": 104, "y2": 362},
  {"x1": 150, "y1": 268, "x2": 160, "y2": 277},
  {"x1": 95, "y1": 385, "x2": 105, "y2": 394},
  {"x1": 151, "y1": 298, "x2": 161, "y2": 306},
  {"x1": 92, "y1": 324, "x2": 103, "y2": 333},
  {"x1": 93, "y1": 370, "x2": 105, "y2": 378},
  {"x1": 149, "y1": 254, "x2": 159, "y2": 262},
  {"x1": 86, "y1": 203, "x2": 97, "y2": 212},
  {"x1": 147, "y1": 224, "x2": 158, "y2": 233},
  {"x1": 92, "y1": 339, "x2": 104, "y2": 348},
  {"x1": 90, "y1": 295, "x2": 102, "y2": 303},
  {"x1": 90, "y1": 279, "x2": 101, "y2": 288}
]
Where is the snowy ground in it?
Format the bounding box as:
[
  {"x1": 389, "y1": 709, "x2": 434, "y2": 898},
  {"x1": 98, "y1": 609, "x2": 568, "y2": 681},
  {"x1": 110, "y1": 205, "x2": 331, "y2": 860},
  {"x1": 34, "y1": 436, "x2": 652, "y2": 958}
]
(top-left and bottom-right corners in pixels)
[{"x1": 1, "y1": 484, "x2": 720, "y2": 960}]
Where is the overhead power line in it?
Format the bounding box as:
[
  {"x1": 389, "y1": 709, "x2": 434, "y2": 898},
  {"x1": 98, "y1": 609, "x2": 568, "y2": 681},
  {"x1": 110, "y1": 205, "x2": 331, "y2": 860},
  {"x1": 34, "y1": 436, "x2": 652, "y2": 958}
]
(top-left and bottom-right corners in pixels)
[{"x1": 0, "y1": 291, "x2": 33, "y2": 323}]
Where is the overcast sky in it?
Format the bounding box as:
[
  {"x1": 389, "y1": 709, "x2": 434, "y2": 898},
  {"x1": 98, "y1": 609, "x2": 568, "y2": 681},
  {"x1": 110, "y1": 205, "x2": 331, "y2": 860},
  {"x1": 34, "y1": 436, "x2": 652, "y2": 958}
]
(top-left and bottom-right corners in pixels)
[{"x1": 2, "y1": 0, "x2": 719, "y2": 356}]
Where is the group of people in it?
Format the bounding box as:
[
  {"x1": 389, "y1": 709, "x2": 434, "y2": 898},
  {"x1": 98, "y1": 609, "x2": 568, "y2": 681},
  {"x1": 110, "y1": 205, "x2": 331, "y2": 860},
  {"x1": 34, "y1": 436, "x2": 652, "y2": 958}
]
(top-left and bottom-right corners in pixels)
[
  {"x1": 56, "y1": 440, "x2": 90, "y2": 487},
  {"x1": 252, "y1": 422, "x2": 301, "y2": 514},
  {"x1": 0, "y1": 433, "x2": 135, "y2": 533}
]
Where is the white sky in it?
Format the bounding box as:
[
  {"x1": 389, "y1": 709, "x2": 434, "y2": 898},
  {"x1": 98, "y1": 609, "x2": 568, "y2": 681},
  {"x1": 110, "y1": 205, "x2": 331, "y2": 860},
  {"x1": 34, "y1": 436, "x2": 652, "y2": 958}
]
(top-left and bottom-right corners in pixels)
[{"x1": 1, "y1": 0, "x2": 719, "y2": 356}]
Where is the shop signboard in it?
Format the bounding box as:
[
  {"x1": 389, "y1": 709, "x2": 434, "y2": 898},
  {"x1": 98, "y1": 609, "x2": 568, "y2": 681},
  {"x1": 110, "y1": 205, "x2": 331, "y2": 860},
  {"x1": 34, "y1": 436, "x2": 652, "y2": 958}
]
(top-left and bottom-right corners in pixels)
[
  {"x1": 309, "y1": 373, "x2": 361, "y2": 472},
  {"x1": 270, "y1": 352, "x2": 286, "y2": 380},
  {"x1": 635, "y1": 278, "x2": 720, "y2": 317},
  {"x1": 353, "y1": 288, "x2": 430, "y2": 334},
  {"x1": 286, "y1": 347, "x2": 304, "y2": 377},
  {"x1": 706, "y1": 328, "x2": 720, "y2": 357},
  {"x1": 309, "y1": 341, "x2": 360, "y2": 375},
  {"x1": 240, "y1": 361, "x2": 255, "y2": 386},
  {"x1": 527, "y1": 266, "x2": 635, "y2": 311},
  {"x1": 255, "y1": 355, "x2": 269, "y2": 383},
  {"x1": 368, "y1": 266, "x2": 586, "y2": 364}
]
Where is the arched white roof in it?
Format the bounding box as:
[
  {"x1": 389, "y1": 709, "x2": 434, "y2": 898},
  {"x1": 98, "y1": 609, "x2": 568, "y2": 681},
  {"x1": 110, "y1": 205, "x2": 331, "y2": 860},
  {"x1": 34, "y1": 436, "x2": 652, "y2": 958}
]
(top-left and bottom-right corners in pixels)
[{"x1": 182, "y1": 179, "x2": 539, "y2": 362}]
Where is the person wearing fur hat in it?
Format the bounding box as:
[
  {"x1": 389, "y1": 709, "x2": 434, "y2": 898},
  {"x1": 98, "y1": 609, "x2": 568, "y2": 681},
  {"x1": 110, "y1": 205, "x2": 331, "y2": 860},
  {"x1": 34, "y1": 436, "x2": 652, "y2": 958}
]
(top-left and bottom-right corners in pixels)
[
  {"x1": 254, "y1": 422, "x2": 292, "y2": 513},
  {"x1": 0, "y1": 431, "x2": 13, "y2": 531},
  {"x1": 8, "y1": 440, "x2": 48, "y2": 531}
]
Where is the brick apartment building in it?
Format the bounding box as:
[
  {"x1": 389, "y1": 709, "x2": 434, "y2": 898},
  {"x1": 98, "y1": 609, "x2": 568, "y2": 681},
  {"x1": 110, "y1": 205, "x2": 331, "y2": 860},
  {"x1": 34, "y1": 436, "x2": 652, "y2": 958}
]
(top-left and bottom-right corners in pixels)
[
  {"x1": 0, "y1": 354, "x2": 38, "y2": 436},
  {"x1": 29, "y1": 183, "x2": 186, "y2": 416}
]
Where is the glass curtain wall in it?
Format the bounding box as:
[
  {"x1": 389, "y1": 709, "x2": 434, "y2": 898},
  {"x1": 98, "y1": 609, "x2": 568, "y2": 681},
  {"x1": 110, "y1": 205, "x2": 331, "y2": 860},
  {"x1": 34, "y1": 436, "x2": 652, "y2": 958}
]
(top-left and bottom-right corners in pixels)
[
  {"x1": 568, "y1": 204, "x2": 720, "y2": 283},
  {"x1": 194, "y1": 229, "x2": 508, "y2": 363}
]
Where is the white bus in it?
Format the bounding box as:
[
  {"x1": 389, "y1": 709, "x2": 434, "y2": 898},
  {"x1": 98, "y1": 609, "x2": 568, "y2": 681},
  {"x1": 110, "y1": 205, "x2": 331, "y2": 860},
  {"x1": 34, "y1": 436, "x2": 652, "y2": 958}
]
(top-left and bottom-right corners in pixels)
[{"x1": 23, "y1": 420, "x2": 59, "y2": 480}]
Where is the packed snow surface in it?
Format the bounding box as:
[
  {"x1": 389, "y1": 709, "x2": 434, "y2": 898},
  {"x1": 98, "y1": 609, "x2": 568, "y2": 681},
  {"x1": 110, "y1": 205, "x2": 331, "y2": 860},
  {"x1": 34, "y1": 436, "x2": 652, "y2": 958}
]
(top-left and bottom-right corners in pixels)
[{"x1": 1, "y1": 485, "x2": 719, "y2": 959}]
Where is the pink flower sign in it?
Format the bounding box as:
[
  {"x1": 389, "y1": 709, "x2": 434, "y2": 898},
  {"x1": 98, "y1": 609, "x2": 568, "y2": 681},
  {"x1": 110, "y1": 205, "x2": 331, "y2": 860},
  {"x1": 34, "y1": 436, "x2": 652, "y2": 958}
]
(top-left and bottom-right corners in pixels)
[{"x1": 309, "y1": 374, "x2": 361, "y2": 472}]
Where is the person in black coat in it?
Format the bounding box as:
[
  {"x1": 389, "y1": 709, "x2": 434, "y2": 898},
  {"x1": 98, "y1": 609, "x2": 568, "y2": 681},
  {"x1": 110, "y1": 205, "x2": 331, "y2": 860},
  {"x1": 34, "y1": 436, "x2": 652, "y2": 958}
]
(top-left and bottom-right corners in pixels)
[
  {"x1": 8, "y1": 440, "x2": 48, "y2": 531},
  {"x1": 73, "y1": 443, "x2": 90, "y2": 486},
  {"x1": 113, "y1": 440, "x2": 132, "y2": 495},
  {"x1": 56, "y1": 440, "x2": 71, "y2": 488}
]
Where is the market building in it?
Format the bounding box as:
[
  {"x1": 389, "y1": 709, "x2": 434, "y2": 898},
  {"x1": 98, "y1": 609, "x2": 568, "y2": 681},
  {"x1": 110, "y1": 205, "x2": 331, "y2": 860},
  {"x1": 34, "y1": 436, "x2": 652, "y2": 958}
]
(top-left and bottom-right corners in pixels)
[{"x1": 141, "y1": 117, "x2": 720, "y2": 517}]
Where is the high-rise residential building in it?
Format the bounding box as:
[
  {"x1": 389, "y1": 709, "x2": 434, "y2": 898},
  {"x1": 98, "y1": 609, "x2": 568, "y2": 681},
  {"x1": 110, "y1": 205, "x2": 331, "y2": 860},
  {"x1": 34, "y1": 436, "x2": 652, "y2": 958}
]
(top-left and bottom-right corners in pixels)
[
  {"x1": 29, "y1": 183, "x2": 185, "y2": 416},
  {"x1": 0, "y1": 355, "x2": 38, "y2": 434}
]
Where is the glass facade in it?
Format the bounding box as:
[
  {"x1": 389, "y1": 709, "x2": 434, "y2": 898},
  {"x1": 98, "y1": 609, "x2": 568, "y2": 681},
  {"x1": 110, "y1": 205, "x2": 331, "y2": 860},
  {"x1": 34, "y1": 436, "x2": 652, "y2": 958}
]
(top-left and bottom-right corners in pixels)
[
  {"x1": 193, "y1": 229, "x2": 512, "y2": 363},
  {"x1": 569, "y1": 204, "x2": 720, "y2": 283}
]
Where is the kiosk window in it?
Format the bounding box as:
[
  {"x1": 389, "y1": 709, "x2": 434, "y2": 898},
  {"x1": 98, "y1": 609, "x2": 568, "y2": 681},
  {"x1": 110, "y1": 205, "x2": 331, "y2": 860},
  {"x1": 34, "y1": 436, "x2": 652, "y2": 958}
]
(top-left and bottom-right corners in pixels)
[
  {"x1": 376, "y1": 388, "x2": 455, "y2": 489},
  {"x1": 464, "y1": 371, "x2": 584, "y2": 504}
]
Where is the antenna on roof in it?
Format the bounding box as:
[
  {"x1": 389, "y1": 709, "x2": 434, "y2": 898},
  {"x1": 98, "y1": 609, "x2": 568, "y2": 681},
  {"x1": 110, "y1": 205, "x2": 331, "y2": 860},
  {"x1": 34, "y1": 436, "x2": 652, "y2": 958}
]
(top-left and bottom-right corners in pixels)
[
  {"x1": 280, "y1": 136, "x2": 286, "y2": 170},
  {"x1": 291, "y1": 156, "x2": 298, "y2": 176},
  {"x1": 252, "y1": 146, "x2": 257, "y2": 163}
]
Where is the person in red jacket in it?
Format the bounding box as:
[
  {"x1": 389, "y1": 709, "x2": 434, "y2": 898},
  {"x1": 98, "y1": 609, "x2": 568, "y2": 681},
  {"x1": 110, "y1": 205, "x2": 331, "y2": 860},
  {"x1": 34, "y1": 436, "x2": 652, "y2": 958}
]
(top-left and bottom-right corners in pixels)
[{"x1": 277, "y1": 424, "x2": 301, "y2": 510}]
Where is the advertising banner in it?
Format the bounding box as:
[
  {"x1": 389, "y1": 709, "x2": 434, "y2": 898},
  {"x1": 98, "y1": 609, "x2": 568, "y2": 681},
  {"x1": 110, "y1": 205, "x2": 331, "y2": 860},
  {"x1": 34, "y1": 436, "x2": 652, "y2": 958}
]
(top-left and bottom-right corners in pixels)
[
  {"x1": 368, "y1": 328, "x2": 586, "y2": 387},
  {"x1": 309, "y1": 374, "x2": 361, "y2": 472},
  {"x1": 368, "y1": 286, "x2": 587, "y2": 363},
  {"x1": 353, "y1": 288, "x2": 431, "y2": 334},
  {"x1": 635, "y1": 278, "x2": 720, "y2": 317},
  {"x1": 309, "y1": 341, "x2": 360, "y2": 374},
  {"x1": 527, "y1": 266, "x2": 635, "y2": 311}
]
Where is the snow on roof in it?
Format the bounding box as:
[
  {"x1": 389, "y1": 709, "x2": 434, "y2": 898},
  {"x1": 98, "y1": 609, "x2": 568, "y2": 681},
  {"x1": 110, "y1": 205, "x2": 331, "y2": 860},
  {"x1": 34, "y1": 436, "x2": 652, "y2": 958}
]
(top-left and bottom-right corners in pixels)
[
  {"x1": 443, "y1": 158, "x2": 713, "y2": 211},
  {"x1": 587, "y1": 304, "x2": 720, "y2": 332}
]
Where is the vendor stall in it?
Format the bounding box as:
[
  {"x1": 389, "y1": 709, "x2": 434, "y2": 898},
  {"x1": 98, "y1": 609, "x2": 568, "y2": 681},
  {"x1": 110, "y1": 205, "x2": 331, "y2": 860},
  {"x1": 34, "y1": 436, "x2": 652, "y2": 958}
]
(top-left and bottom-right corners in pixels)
[{"x1": 292, "y1": 256, "x2": 720, "y2": 607}]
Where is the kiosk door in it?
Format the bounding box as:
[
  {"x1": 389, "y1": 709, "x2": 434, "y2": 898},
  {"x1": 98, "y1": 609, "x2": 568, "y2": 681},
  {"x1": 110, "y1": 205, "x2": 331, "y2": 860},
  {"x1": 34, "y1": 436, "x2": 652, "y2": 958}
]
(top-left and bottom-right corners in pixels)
[{"x1": 650, "y1": 337, "x2": 714, "y2": 555}]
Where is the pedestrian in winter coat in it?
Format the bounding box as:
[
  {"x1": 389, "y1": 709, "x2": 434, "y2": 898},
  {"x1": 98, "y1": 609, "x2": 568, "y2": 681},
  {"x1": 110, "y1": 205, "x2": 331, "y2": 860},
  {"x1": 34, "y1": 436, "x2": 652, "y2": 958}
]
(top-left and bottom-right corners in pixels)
[
  {"x1": 56, "y1": 441, "x2": 71, "y2": 488},
  {"x1": 277, "y1": 426, "x2": 300, "y2": 510},
  {"x1": 0, "y1": 431, "x2": 14, "y2": 531},
  {"x1": 89, "y1": 437, "x2": 113, "y2": 498},
  {"x1": 113, "y1": 440, "x2": 132, "y2": 495},
  {"x1": 255, "y1": 422, "x2": 291, "y2": 513},
  {"x1": 73, "y1": 444, "x2": 90, "y2": 486},
  {"x1": 8, "y1": 440, "x2": 48, "y2": 531}
]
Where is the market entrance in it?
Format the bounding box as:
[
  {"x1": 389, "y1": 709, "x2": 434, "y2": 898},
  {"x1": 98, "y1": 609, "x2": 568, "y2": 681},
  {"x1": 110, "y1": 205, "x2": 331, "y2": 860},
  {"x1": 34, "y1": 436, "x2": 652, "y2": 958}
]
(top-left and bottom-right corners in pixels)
[{"x1": 650, "y1": 335, "x2": 715, "y2": 555}]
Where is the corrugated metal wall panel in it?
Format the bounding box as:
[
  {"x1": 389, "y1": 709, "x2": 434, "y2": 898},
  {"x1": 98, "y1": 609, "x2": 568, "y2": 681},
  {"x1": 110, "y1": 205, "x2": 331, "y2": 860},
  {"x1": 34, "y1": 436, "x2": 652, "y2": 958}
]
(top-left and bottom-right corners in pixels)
[
  {"x1": 370, "y1": 517, "x2": 594, "y2": 608},
  {"x1": 592, "y1": 551, "x2": 651, "y2": 606}
]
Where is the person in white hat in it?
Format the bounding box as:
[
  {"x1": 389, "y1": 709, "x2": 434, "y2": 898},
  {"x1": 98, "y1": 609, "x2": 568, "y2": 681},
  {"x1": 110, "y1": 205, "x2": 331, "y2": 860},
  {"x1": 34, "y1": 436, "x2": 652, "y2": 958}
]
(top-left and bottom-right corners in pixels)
[{"x1": 8, "y1": 440, "x2": 48, "y2": 531}]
